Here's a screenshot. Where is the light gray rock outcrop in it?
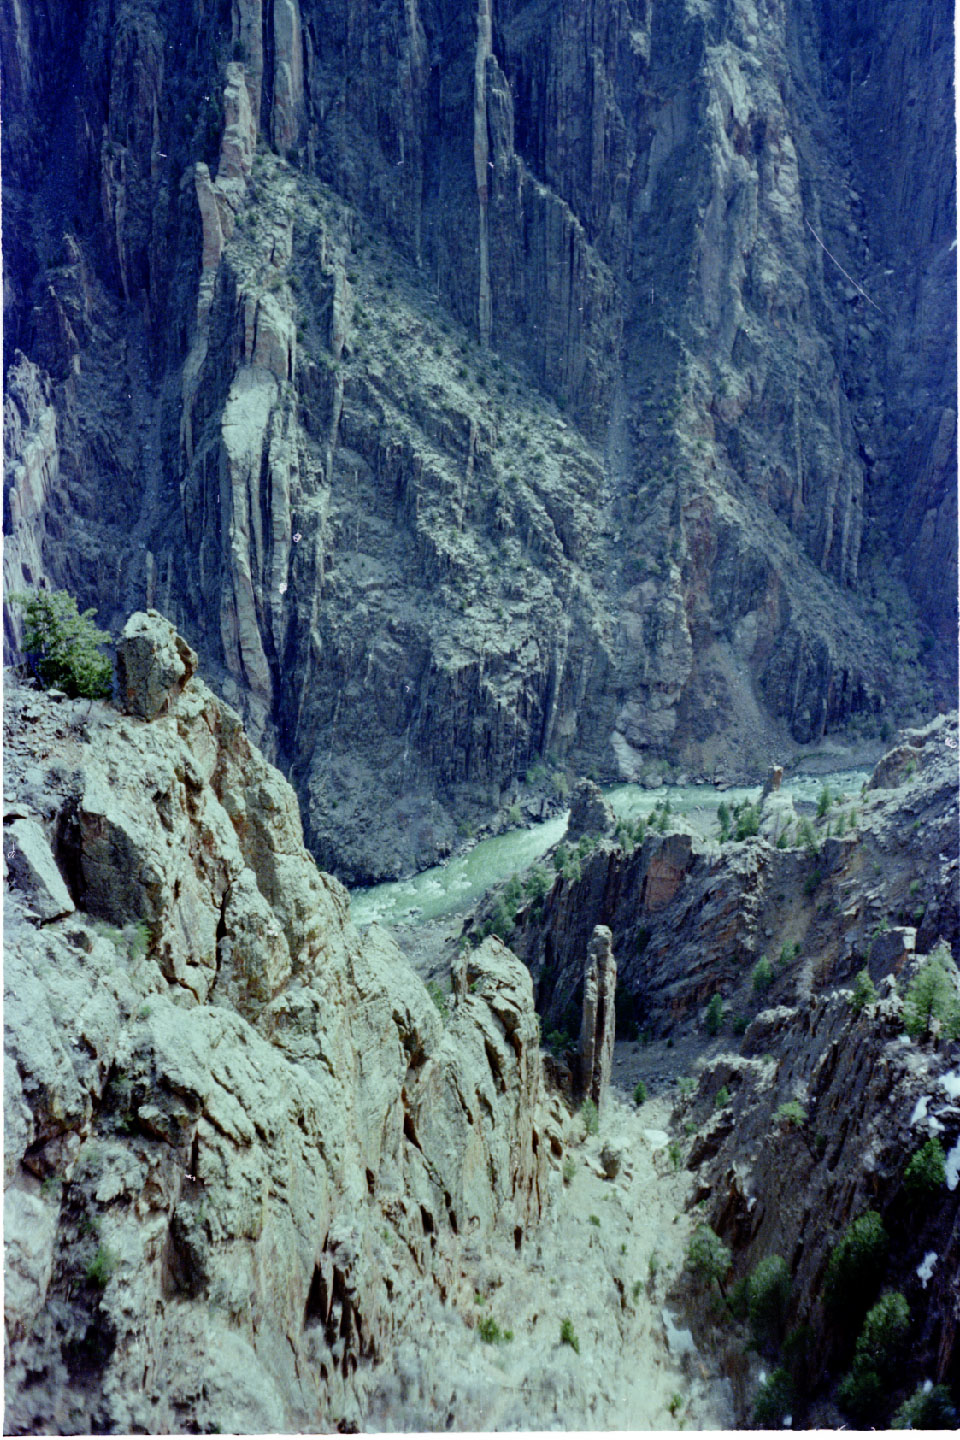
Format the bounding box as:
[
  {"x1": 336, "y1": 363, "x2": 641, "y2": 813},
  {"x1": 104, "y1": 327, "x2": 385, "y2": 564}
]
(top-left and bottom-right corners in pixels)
[
  {"x1": 579, "y1": 924, "x2": 616, "y2": 1109},
  {"x1": 2, "y1": 816, "x2": 74, "y2": 921},
  {"x1": 115, "y1": 610, "x2": 198, "y2": 720},
  {"x1": 2, "y1": 637, "x2": 552, "y2": 1435}
]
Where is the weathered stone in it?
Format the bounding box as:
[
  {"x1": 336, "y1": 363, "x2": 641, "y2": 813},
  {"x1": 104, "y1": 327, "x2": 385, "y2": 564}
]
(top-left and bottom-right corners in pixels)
[
  {"x1": 115, "y1": 611, "x2": 197, "y2": 721},
  {"x1": 3, "y1": 817, "x2": 74, "y2": 921},
  {"x1": 566, "y1": 780, "x2": 615, "y2": 842},
  {"x1": 579, "y1": 924, "x2": 616, "y2": 1109}
]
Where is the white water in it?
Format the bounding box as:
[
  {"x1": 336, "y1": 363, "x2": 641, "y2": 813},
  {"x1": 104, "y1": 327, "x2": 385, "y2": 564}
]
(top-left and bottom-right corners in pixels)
[{"x1": 350, "y1": 768, "x2": 869, "y2": 929}]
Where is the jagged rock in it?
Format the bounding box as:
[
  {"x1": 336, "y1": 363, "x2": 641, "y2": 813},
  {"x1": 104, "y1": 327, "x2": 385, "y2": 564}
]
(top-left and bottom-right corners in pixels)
[
  {"x1": 869, "y1": 925, "x2": 917, "y2": 975},
  {"x1": 599, "y1": 1139, "x2": 624, "y2": 1179},
  {"x1": 761, "y1": 765, "x2": 783, "y2": 800},
  {"x1": 2, "y1": 651, "x2": 550, "y2": 1434},
  {"x1": 566, "y1": 780, "x2": 616, "y2": 842},
  {"x1": 2, "y1": 817, "x2": 74, "y2": 921},
  {"x1": 115, "y1": 611, "x2": 197, "y2": 721},
  {"x1": 579, "y1": 924, "x2": 616, "y2": 1109}
]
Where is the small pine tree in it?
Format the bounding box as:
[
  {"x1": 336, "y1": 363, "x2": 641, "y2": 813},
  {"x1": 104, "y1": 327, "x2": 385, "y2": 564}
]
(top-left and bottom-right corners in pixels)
[
  {"x1": 14, "y1": 589, "x2": 113, "y2": 699},
  {"x1": 685, "y1": 1226, "x2": 731, "y2": 1293},
  {"x1": 903, "y1": 1138, "x2": 946, "y2": 1196},
  {"x1": 902, "y1": 947, "x2": 960, "y2": 1040},
  {"x1": 851, "y1": 968, "x2": 878, "y2": 1013}
]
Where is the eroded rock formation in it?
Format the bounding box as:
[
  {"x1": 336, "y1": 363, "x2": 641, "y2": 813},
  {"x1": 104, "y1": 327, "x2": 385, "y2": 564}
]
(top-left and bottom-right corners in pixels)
[
  {"x1": 3, "y1": 616, "x2": 553, "y2": 1433},
  {"x1": 2, "y1": 0, "x2": 955, "y2": 880},
  {"x1": 578, "y1": 924, "x2": 616, "y2": 1108}
]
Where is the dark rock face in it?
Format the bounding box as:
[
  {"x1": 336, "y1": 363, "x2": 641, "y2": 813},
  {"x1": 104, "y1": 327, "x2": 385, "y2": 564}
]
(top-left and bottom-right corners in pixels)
[
  {"x1": 2, "y1": 0, "x2": 955, "y2": 879},
  {"x1": 565, "y1": 779, "x2": 615, "y2": 842},
  {"x1": 513, "y1": 714, "x2": 960, "y2": 1035}
]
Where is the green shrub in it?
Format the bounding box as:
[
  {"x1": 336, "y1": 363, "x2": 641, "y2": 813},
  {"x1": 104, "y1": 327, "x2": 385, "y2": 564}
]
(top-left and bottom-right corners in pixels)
[
  {"x1": 851, "y1": 968, "x2": 878, "y2": 1013},
  {"x1": 580, "y1": 1098, "x2": 599, "y2": 1136},
  {"x1": 426, "y1": 980, "x2": 449, "y2": 1020},
  {"x1": 853, "y1": 1291, "x2": 910, "y2": 1375},
  {"x1": 734, "y1": 802, "x2": 760, "y2": 841},
  {"x1": 715, "y1": 1085, "x2": 731, "y2": 1110},
  {"x1": 553, "y1": 842, "x2": 569, "y2": 872},
  {"x1": 902, "y1": 947, "x2": 960, "y2": 1040},
  {"x1": 892, "y1": 1383, "x2": 957, "y2": 1429},
  {"x1": 560, "y1": 1317, "x2": 580, "y2": 1353},
  {"x1": 14, "y1": 589, "x2": 113, "y2": 699},
  {"x1": 704, "y1": 993, "x2": 724, "y2": 1036},
  {"x1": 824, "y1": 1211, "x2": 888, "y2": 1314},
  {"x1": 752, "y1": 957, "x2": 774, "y2": 995},
  {"x1": 589, "y1": 1213, "x2": 601, "y2": 1227},
  {"x1": 477, "y1": 1315, "x2": 513, "y2": 1343},
  {"x1": 523, "y1": 866, "x2": 550, "y2": 901},
  {"x1": 773, "y1": 1100, "x2": 807, "y2": 1128},
  {"x1": 506, "y1": 803, "x2": 523, "y2": 827},
  {"x1": 685, "y1": 1226, "x2": 731, "y2": 1291},
  {"x1": 717, "y1": 801, "x2": 731, "y2": 843},
  {"x1": 562, "y1": 1156, "x2": 576, "y2": 1185},
  {"x1": 753, "y1": 1368, "x2": 794, "y2": 1427},
  {"x1": 796, "y1": 817, "x2": 818, "y2": 854},
  {"x1": 633, "y1": 1081, "x2": 647, "y2": 1106},
  {"x1": 817, "y1": 785, "x2": 832, "y2": 819},
  {"x1": 546, "y1": 1028, "x2": 572, "y2": 1056},
  {"x1": 747, "y1": 1255, "x2": 791, "y2": 1347},
  {"x1": 733, "y1": 1013, "x2": 749, "y2": 1036},
  {"x1": 837, "y1": 1364, "x2": 884, "y2": 1422},
  {"x1": 903, "y1": 1138, "x2": 946, "y2": 1196},
  {"x1": 86, "y1": 1244, "x2": 118, "y2": 1287}
]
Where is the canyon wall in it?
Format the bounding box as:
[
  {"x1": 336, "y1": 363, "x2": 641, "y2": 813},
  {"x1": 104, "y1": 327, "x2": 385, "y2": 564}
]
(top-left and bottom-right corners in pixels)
[{"x1": 3, "y1": 0, "x2": 955, "y2": 879}]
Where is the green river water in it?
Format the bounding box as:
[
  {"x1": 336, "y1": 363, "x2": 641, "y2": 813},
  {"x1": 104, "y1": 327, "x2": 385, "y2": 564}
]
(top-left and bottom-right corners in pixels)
[{"x1": 350, "y1": 769, "x2": 870, "y2": 929}]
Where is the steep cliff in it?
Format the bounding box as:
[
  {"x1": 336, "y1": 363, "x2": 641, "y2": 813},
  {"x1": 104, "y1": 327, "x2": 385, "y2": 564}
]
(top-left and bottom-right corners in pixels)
[
  {"x1": 3, "y1": 614, "x2": 553, "y2": 1432},
  {"x1": 3, "y1": 0, "x2": 955, "y2": 880}
]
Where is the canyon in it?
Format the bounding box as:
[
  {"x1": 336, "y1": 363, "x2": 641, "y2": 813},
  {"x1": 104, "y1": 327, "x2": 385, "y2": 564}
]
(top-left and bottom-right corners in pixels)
[
  {"x1": 3, "y1": 0, "x2": 955, "y2": 881},
  {"x1": 3, "y1": 0, "x2": 957, "y2": 1431}
]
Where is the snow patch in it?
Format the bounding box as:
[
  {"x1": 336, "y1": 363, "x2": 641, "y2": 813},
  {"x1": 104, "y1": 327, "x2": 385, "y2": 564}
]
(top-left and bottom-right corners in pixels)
[
  {"x1": 941, "y1": 1069, "x2": 960, "y2": 1099},
  {"x1": 945, "y1": 1139, "x2": 960, "y2": 1191},
  {"x1": 642, "y1": 1129, "x2": 670, "y2": 1153},
  {"x1": 910, "y1": 1095, "x2": 929, "y2": 1125},
  {"x1": 916, "y1": 1251, "x2": 938, "y2": 1288}
]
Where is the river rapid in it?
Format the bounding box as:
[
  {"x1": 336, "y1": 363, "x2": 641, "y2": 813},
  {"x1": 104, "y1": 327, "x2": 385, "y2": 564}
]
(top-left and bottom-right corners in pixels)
[{"x1": 350, "y1": 769, "x2": 870, "y2": 929}]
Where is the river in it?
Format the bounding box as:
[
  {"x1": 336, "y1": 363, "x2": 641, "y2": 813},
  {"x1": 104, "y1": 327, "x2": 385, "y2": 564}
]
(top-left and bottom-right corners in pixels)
[{"x1": 350, "y1": 769, "x2": 870, "y2": 929}]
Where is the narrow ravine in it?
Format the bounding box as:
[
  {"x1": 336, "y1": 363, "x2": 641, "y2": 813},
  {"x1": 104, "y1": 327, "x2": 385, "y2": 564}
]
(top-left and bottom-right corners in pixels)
[{"x1": 362, "y1": 1070, "x2": 735, "y2": 1431}]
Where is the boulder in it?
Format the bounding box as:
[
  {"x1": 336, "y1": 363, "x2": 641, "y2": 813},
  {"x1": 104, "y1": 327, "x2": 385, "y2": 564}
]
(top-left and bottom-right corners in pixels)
[
  {"x1": 115, "y1": 610, "x2": 197, "y2": 721},
  {"x1": 3, "y1": 817, "x2": 74, "y2": 921}
]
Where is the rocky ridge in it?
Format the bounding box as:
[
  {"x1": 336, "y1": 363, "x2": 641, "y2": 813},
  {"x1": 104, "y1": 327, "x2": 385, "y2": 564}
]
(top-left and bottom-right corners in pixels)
[
  {"x1": 3, "y1": 0, "x2": 955, "y2": 880},
  {"x1": 3, "y1": 614, "x2": 554, "y2": 1432},
  {"x1": 4, "y1": 612, "x2": 744, "y2": 1433}
]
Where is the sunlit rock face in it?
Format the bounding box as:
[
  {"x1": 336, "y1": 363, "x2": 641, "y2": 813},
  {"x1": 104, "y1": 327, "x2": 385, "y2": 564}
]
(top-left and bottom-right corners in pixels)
[{"x1": 3, "y1": 0, "x2": 955, "y2": 879}]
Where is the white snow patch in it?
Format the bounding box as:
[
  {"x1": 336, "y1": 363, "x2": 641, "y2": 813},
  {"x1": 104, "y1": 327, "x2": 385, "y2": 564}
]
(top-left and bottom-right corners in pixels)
[
  {"x1": 910, "y1": 1095, "x2": 930, "y2": 1125},
  {"x1": 916, "y1": 1251, "x2": 938, "y2": 1288},
  {"x1": 642, "y1": 1129, "x2": 670, "y2": 1153},
  {"x1": 946, "y1": 1139, "x2": 960, "y2": 1191},
  {"x1": 941, "y1": 1069, "x2": 960, "y2": 1099}
]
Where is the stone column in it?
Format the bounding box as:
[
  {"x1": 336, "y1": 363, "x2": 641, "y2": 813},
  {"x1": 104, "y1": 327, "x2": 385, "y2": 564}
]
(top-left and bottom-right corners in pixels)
[{"x1": 578, "y1": 924, "x2": 616, "y2": 1109}]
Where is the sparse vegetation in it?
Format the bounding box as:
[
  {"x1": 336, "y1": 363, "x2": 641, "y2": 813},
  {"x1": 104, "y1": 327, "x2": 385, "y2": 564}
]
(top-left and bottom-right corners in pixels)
[
  {"x1": 892, "y1": 1383, "x2": 957, "y2": 1429},
  {"x1": 86, "y1": 1245, "x2": 118, "y2": 1287},
  {"x1": 773, "y1": 1100, "x2": 807, "y2": 1128},
  {"x1": 747, "y1": 1255, "x2": 791, "y2": 1348},
  {"x1": 824, "y1": 1211, "x2": 888, "y2": 1316},
  {"x1": 903, "y1": 1137, "x2": 946, "y2": 1196},
  {"x1": 704, "y1": 993, "x2": 724, "y2": 1036},
  {"x1": 13, "y1": 588, "x2": 113, "y2": 699},
  {"x1": 851, "y1": 968, "x2": 878, "y2": 1012},
  {"x1": 753, "y1": 1368, "x2": 794, "y2": 1427},
  {"x1": 562, "y1": 1156, "x2": 577, "y2": 1185},
  {"x1": 715, "y1": 1086, "x2": 730, "y2": 1110},
  {"x1": 560, "y1": 1317, "x2": 580, "y2": 1353},
  {"x1": 751, "y1": 957, "x2": 773, "y2": 995},
  {"x1": 632, "y1": 1081, "x2": 647, "y2": 1106},
  {"x1": 901, "y1": 946, "x2": 960, "y2": 1040},
  {"x1": 580, "y1": 1098, "x2": 599, "y2": 1136},
  {"x1": 426, "y1": 979, "x2": 449, "y2": 1020},
  {"x1": 685, "y1": 1225, "x2": 730, "y2": 1293},
  {"x1": 477, "y1": 1315, "x2": 514, "y2": 1344}
]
